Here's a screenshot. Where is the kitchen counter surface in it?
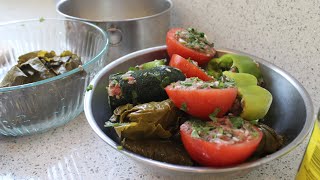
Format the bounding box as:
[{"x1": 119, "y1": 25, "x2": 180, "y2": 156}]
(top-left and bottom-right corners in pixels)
[{"x1": 0, "y1": 0, "x2": 318, "y2": 179}]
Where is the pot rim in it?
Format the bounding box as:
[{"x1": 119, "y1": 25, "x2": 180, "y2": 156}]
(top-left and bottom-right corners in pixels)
[{"x1": 56, "y1": 0, "x2": 173, "y2": 23}]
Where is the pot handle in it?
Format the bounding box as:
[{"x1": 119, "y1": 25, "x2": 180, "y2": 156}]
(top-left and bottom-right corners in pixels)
[{"x1": 107, "y1": 27, "x2": 123, "y2": 46}]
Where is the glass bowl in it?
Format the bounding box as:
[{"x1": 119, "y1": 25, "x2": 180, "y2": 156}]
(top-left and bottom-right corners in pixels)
[{"x1": 0, "y1": 19, "x2": 108, "y2": 136}]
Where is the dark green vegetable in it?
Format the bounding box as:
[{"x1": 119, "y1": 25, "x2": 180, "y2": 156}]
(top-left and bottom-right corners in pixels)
[
  {"x1": 252, "y1": 123, "x2": 284, "y2": 157},
  {"x1": 122, "y1": 139, "x2": 194, "y2": 166},
  {"x1": 106, "y1": 99, "x2": 181, "y2": 140},
  {"x1": 247, "y1": 123, "x2": 283, "y2": 161},
  {"x1": 108, "y1": 66, "x2": 185, "y2": 109},
  {"x1": 0, "y1": 50, "x2": 82, "y2": 87}
]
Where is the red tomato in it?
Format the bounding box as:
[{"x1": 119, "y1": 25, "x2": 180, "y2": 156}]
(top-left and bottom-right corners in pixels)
[
  {"x1": 180, "y1": 119, "x2": 263, "y2": 167},
  {"x1": 169, "y1": 54, "x2": 213, "y2": 81},
  {"x1": 166, "y1": 28, "x2": 216, "y2": 65},
  {"x1": 165, "y1": 85, "x2": 237, "y2": 119}
]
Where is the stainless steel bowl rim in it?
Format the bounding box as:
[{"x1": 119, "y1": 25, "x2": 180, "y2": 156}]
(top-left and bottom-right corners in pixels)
[
  {"x1": 56, "y1": 0, "x2": 173, "y2": 23},
  {"x1": 0, "y1": 18, "x2": 109, "y2": 92},
  {"x1": 84, "y1": 45, "x2": 314, "y2": 173}
]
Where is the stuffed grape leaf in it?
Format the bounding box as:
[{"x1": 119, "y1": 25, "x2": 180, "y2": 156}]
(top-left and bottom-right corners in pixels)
[
  {"x1": 122, "y1": 139, "x2": 193, "y2": 166},
  {"x1": 0, "y1": 50, "x2": 82, "y2": 87},
  {"x1": 106, "y1": 99, "x2": 180, "y2": 140}
]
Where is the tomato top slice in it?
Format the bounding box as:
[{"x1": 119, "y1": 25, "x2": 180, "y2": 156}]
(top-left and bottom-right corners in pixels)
[
  {"x1": 165, "y1": 78, "x2": 237, "y2": 120},
  {"x1": 166, "y1": 28, "x2": 216, "y2": 65},
  {"x1": 169, "y1": 54, "x2": 213, "y2": 81},
  {"x1": 180, "y1": 118, "x2": 263, "y2": 167}
]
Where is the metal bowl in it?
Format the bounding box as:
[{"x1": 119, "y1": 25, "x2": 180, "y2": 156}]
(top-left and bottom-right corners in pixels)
[
  {"x1": 0, "y1": 19, "x2": 108, "y2": 136},
  {"x1": 84, "y1": 45, "x2": 314, "y2": 177}
]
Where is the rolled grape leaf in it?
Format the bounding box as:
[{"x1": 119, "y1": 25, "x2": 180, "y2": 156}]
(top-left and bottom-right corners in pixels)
[
  {"x1": 20, "y1": 57, "x2": 56, "y2": 81},
  {"x1": 0, "y1": 66, "x2": 28, "y2": 87},
  {"x1": 0, "y1": 50, "x2": 82, "y2": 88},
  {"x1": 251, "y1": 123, "x2": 284, "y2": 159},
  {"x1": 18, "y1": 51, "x2": 39, "y2": 64},
  {"x1": 107, "y1": 99, "x2": 180, "y2": 140},
  {"x1": 122, "y1": 139, "x2": 193, "y2": 166}
]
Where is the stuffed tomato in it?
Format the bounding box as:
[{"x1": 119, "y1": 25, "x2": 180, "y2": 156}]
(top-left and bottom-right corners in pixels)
[
  {"x1": 166, "y1": 28, "x2": 216, "y2": 65},
  {"x1": 180, "y1": 117, "x2": 263, "y2": 167},
  {"x1": 165, "y1": 78, "x2": 237, "y2": 120},
  {"x1": 169, "y1": 54, "x2": 213, "y2": 81}
]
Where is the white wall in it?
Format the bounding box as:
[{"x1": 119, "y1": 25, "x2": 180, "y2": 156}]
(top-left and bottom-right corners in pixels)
[{"x1": 172, "y1": 0, "x2": 320, "y2": 108}]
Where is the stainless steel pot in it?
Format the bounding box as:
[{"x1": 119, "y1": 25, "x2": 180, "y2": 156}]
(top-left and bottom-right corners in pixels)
[{"x1": 56, "y1": 0, "x2": 172, "y2": 64}]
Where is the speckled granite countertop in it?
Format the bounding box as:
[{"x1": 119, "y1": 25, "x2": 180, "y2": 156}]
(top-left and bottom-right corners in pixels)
[{"x1": 0, "y1": 0, "x2": 319, "y2": 179}]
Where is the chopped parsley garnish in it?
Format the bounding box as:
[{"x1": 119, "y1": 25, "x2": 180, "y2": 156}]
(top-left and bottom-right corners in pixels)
[
  {"x1": 209, "y1": 108, "x2": 221, "y2": 122},
  {"x1": 180, "y1": 81, "x2": 193, "y2": 86},
  {"x1": 229, "y1": 117, "x2": 244, "y2": 129},
  {"x1": 104, "y1": 121, "x2": 128, "y2": 127},
  {"x1": 86, "y1": 84, "x2": 93, "y2": 91},
  {"x1": 176, "y1": 28, "x2": 214, "y2": 53},
  {"x1": 128, "y1": 66, "x2": 139, "y2": 71},
  {"x1": 191, "y1": 129, "x2": 200, "y2": 138},
  {"x1": 180, "y1": 102, "x2": 188, "y2": 112},
  {"x1": 250, "y1": 119, "x2": 259, "y2": 125},
  {"x1": 200, "y1": 83, "x2": 209, "y2": 88},
  {"x1": 217, "y1": 127, "x2": 224, "y2": 134},
  {"x1": 251, "y1": 131, "x2": 259, "y2": 137}
]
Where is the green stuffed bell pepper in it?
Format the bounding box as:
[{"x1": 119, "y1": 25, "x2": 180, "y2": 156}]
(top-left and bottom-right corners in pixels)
[
  {"x1": 223, "y1": 71, "x2": 257, "y2": 87},
  {"x1": 223, "y1": 72, "x2": 272, "y2": 120},
  {"x1": 207, "y1": 54, "x2": 263, "y2": 83},
  {"x1": 238, "y1": 86, "x2": 272, "y2": 120}
]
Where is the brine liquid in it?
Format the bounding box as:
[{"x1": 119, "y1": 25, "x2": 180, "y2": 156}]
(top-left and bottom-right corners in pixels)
[{"x1": 296, "y1": 121, "x2": 320, "y2": 180}]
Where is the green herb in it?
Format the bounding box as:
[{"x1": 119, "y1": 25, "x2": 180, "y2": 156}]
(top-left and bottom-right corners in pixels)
[
  {"x1": 230, "y1": 117, "x2": 244, "y2": 129},
  {"x1": 250, "y1": 119, "x2": 259, "y2": 125},
  {"x1": 176, "y1": 27, "x2": 214, "y2": 53},
  {"x1": 251, "y1": 130, "x2": 259, "y2": 137},
  {"x1": 200, "y1": 83, "x2": 209, "y2": 89},
  {"x1": 117, "y1": 146, "x2": 123, "y2": 150},
  {"x1": 180, "y1": 81, "x2": 193, "y2": 86},
  {"x1": 104, "y1": 121, "x2": 128, "y2": 127},
  {"x1": 128, "y1": 66, "x2": 138, "y2": 71},
  {"x1": 180, "y1": 102, "x2": 188, "y2": 112},
  {"x1": 39, "y1": 17, "x2": 45, "y2": 22},
  {"x1": 111, "y1": 79, "x2": 118, "y2": 85},
  {"x1": 217, "y1": 127, "x2": 224, "y2": 134},
  {"x1": 191, "y1": 129, "x2": 200, "y2": 138},
  {"x1": 209, "y1": 108, "x2": 221, "y2": 122},
  {"x1": 218, "y1": 82, "x2": 225, "y2": 88},
  {"x1": 86, "y1": 84, "x2": 93, "y2": 91}
]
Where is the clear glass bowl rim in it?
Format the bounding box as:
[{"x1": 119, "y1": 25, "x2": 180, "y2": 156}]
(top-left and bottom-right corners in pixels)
[{"x1": 0, "y1": 18, "x2": 109, "y2": 92}]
